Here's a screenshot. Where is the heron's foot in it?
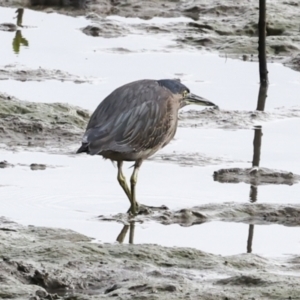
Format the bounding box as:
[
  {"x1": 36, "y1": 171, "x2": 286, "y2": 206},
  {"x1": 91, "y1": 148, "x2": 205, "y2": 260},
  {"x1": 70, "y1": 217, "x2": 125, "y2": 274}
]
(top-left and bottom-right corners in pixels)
[
  {"x1": 127, "y1": 203, "x2": 169, "y2": 216},
  {"x1": 127, "y1": 201, "x2": 139, "y2": 216}
]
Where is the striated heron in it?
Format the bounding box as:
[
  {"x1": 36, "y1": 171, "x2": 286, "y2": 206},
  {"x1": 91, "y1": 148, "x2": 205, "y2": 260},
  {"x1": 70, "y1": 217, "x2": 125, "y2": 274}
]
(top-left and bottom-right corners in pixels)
[{"x1": 77, "y1": 79, "x2": 217, "y2": 215}]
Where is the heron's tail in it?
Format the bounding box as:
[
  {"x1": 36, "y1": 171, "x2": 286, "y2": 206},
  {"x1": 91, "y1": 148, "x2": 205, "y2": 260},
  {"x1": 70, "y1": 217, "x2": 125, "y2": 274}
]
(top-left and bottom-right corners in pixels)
[{"x1": 76, "y1": 143, "x2": 89, "y2": 154}]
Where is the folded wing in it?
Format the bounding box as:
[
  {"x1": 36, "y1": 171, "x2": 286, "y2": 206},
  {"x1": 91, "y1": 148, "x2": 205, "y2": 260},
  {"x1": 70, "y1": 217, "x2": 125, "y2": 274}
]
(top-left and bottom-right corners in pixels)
[{"x1": 78, "y1": 80, "x2": 173, "y2": 155}]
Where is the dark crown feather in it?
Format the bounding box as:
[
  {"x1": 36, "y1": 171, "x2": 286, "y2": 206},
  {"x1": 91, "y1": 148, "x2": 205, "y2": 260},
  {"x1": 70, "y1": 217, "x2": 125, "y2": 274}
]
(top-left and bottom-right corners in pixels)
[{"x1": 157, "y1": 79, "x2": 190, "y2": 94}]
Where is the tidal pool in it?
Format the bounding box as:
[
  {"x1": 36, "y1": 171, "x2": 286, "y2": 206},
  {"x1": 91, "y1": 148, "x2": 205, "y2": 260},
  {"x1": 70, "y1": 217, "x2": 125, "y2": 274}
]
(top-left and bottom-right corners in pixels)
[{"x1": 0, "y1": 6, "x2": 300, "y2": 260}]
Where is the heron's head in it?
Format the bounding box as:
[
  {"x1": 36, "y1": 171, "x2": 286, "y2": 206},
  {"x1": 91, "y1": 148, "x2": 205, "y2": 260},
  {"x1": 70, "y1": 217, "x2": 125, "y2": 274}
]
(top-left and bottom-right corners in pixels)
[{"x1": 158, "y1": 79, "x2": 217, "y2": 108}]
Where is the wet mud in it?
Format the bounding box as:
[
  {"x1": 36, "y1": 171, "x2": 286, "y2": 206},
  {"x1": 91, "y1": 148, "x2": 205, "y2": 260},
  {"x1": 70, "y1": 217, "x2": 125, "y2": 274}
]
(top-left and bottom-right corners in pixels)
[
  {"x1": 2, "y1": 0, "x2": 300, "y2": 69},
  {"x1": 179, "y1": 106, "x2": 300, "y2": 129},
  {"x1": 149, "y1": 151, "x2": 244, "y2": 167},
  {"x1": 284, "y1": 53, "x2": 300, "y2": 72},
  {"x1": 0, "y1": 160, "x2": 54, "y2": 170},
  {"x1": 1, "y1": 2, "x2": 300, "y2": 300},
  {"x1": 0, "y1": 93, "x2": 90, "y2": 150},
  {"x1": 99, "y1": 202, "x2": 300, "y2": 227},
  {"x1": 0, "y1": 22, "x2": 17, "y2": 31},
  {"x1": 0, "y1": 160, "x2": 14, "y2": 168},
  {"x1": 214, "y1": 167, "x2": 300, "y2": 186},
  {"x1": 81, "y1": 22, "x2": 129, "y2": 38},
  {"x1": 1, "y1": 217, "x2": 300, "y2": 300},
  {"x1": 0, "y1": 65, "x2": 98, "y2": 83}
]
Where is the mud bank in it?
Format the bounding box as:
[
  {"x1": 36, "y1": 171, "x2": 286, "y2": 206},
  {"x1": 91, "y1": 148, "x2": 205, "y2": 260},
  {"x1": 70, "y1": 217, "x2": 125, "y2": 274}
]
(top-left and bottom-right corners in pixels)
[
  {"x1": 1, "y1": 217, "x2": 300, "y2": 300},
  {"x1": 0, "y1": 65, "x2": 98, "y2": 83},
  {"x1": 179, "y1": 106, "x2": 300, "y2": 129},
  {"x1": 148, "y1": 151, "x2": 244, "y2": 167},
  {"x1": 0, "y1": 159, "x2": 56, "y2": 170},
  {"x1": 214, "y1": 167, "x2": 300, "y2": 185},
  {"x1": 2, "y1": 0, "x2": 300, "y2": 68},
  {"x1": 99, "y1": 202, "x2": 300, "y2": 227},
  {"x1": 0, "y1": 92, "x2": 90, "y2": 150}
]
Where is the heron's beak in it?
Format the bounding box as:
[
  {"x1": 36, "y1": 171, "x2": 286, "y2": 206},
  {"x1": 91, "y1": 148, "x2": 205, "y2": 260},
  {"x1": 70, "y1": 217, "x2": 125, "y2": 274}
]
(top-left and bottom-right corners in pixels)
[{"x1": 186, "y1": 93, "x2": 217, "y2": 107}]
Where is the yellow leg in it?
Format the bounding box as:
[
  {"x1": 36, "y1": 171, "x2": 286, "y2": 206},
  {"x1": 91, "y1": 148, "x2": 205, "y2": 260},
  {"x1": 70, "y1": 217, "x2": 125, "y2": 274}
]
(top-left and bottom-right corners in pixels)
[
  {"x1": 117, "y1": 161, "x2": 132, "y2": 205},
  {"x1": 129, "y1": 160, "x2": 142, "y2": 215}
]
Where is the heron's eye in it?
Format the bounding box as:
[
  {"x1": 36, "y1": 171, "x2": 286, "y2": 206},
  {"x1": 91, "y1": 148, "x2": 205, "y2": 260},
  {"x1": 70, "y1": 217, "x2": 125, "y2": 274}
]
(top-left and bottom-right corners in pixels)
[{"x1": 182, "y1": 90, "x2": 188, "y2": 98}]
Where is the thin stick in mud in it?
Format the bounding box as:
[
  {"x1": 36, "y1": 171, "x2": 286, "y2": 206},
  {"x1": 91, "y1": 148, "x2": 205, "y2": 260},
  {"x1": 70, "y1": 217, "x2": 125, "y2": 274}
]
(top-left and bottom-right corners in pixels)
[{"x1": 258, "y1": 0, "x2": 269, "y2": 85}]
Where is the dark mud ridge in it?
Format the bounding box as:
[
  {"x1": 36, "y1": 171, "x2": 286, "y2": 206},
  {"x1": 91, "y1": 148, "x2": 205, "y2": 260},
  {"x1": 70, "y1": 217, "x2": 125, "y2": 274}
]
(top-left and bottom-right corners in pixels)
[
  {"x1": 0, "y1": 160, "x2": 56, "y2": 170},
  {"x1": 2, "y1": 216, "x2": 300, "y2": 300},
  {"x1": 179, "y1": 106, "x2": 300, "y2": 129},
  {"x1": 149, "y1": 151, "x2": 244, "y2": 167},
  {"x1": 99, "y1": 202, "x2": 300, "y2": 227},
  {"x1": 214, "y1": 167, "x2": 300, "y2": 186},
  {"x1": 0, "y1": 92, "x2": 90, "y2": 151},
  {"x1": 0, "y1": 65, "x2": 98, "y2": 83}
]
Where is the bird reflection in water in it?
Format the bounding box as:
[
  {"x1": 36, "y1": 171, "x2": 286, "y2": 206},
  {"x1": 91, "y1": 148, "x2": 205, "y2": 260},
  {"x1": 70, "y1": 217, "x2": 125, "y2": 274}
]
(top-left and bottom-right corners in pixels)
[
  {"x1": 116, "y1": 222, "x2": 135, "y2": 244},
  {"x1": 12, "y1": 8, "x2": 29, "y2": 54}
]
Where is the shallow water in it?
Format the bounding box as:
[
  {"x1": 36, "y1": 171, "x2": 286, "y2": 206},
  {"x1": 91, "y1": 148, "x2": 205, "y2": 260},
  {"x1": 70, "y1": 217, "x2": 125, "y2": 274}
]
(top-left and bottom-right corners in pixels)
[
  {"x1": 1, "y1": 6, "x2": 300, "y2": 258},
  {"x1": 1, "y1": 118, "x2": 300, "y2": 257},
  {"x1": 0, "y1": 7, "x2": 300, "y2": 112}
]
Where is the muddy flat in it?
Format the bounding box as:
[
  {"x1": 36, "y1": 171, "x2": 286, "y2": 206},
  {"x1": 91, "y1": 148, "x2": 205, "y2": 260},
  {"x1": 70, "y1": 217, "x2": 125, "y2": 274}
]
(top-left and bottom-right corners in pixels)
[{"x1": 0, "y1": 2, "x2": 300, "y2": 299}]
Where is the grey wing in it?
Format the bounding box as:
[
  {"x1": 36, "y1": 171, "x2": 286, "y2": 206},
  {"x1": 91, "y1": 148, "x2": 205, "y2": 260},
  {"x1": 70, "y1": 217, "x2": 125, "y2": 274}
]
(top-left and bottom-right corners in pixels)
[{"x1": 81, "y1": 80, "x2": 173, "y2": 155}]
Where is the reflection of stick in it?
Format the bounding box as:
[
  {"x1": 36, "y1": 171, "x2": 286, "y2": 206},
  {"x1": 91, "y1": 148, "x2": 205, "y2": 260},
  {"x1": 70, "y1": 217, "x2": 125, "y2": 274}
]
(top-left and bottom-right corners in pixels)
[
  {"x1": 247, "y1": 224, "x2": 254, "y2": 253},
  {"x1": 252, "y1": 81, "x2": 268, "y2": 171},
  {"x1": 247, "y1": 79, "x2": 268, "y2": 253},
  {"x1": 247, "y1": 127, "x2": 262, "y2": 251},
  {"x1": 249, "y1": 185, "x2": 258, "y2": 202},
  {"x1": 256, "y1": 84, "x2": 268, "y2": 111},
  {"x1": 116, "y1": 225, "x2": 129, "y2": 243},
  {"x1": 247, "y1": 81, "x2": 269, "y2": 251},
  {"x1": 252, "y1": 127, "x2": 262, "y2": 168}
]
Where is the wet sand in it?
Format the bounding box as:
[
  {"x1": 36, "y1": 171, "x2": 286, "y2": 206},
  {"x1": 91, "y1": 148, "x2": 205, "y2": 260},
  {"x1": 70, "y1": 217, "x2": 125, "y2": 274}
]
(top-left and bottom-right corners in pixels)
[{"x1": 1, "y1": 2, "x2": 300, "y2": 299}]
